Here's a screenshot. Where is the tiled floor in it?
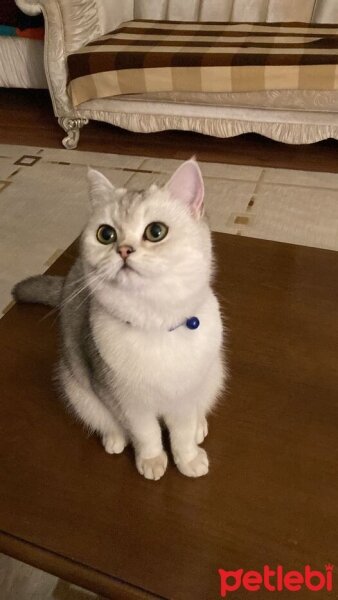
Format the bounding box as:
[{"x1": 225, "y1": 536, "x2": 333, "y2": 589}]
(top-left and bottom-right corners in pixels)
[
  {"x1": 1, "y1": 143, "x2": 337, "y2": 316},
  {"x1": 0, "y1": 554, "x2": 101, "y2": 600},
  {"x1": 0, "y1": 144, "x2": 338, "y2": 316}
]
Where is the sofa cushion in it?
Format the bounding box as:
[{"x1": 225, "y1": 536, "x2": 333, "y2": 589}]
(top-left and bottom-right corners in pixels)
[
  {"x1": 67, "y1": 20, "x2": 338, "y2": 106},
  {"x1": 104, "y1": 89, "x2": 338, "y2": 113}
]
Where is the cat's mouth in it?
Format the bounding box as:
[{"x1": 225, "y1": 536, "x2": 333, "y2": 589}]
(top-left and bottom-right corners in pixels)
[
  {"x1": 119, "y1": 262, "x2": 137, "y2": 274},
  {"x1": 115, "y1": 260, "x2": 144, "y2": 280}
]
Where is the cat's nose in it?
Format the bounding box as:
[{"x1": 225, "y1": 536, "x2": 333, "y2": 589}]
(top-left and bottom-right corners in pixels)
[{"x1": 118, "y1": 245, "x2": 135, "y2": 260}]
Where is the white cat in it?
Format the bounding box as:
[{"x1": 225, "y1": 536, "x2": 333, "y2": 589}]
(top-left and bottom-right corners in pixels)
[{"x1": 13, "y1": 159, "x2": 225, "y2": 480}]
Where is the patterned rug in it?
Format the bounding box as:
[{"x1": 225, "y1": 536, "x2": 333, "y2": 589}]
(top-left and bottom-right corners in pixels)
[{"x1": 1, "y1": 143, "x2": 337, "y2": 316}]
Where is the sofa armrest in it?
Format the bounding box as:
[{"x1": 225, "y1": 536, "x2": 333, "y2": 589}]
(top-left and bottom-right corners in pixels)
[
  {"x1": 15, "y1": 0, "x2": 134, "y2": 117},
  {"x1": 17, "y1": 0, "x2": 107, "y2": 53},
  {"x1": 15, "y1": 0, "x2": 42, "y2": 15}
]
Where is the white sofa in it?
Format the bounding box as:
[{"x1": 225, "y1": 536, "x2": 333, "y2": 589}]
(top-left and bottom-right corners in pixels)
[
  {"x1": 16, "y1": 0, "x2": 338, "y2": 148},
  {"x1": 0, "y1": 36, "x2": 47, "y2": 89}
]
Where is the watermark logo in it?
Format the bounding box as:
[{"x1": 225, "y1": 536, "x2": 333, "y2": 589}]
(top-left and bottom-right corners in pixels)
[{"x1": 218, "y1": 565, "x2": 333, "y2": 596}]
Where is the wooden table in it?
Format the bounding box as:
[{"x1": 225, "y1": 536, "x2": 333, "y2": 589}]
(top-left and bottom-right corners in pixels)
[{"x1": 1, "y1": 233, "x2": 337, "y2": 599}]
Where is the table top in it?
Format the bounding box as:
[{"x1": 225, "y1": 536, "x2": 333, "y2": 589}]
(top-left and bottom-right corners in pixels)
[{"x1": 1, "y1": 233, "x2": 337, "y2": 600}]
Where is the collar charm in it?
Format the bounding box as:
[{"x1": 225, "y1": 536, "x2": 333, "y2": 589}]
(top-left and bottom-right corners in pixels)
[{"x1": 186, "y1": 317, "x2": 200, "y2": 330}]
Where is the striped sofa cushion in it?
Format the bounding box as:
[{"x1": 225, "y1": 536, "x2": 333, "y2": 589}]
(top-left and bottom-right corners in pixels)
[{"x1": 67, "y1": 20, "x2": 338, "y2": 106}]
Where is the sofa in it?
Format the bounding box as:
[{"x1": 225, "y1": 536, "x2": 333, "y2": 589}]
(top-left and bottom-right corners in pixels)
[
  {"x1": 0, "y1": 1, "x2": 46, "y2": 88},
  {"x1": 16, "y1": 0, "x2": 338, "y2": 149}
]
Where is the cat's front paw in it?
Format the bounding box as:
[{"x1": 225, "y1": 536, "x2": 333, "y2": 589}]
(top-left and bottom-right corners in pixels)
[
  {"x1": 102, "y1": 432, "x2": 127, "y2": 454},
  {"x1": 176, "y1": 447, "x2": 209, "y2": 478},
  {"x1": 195, "y1": 416, "x2": 208, "y2": 444},
  {"x1": 136, "y1": 451, "x2": 168, "y2": 481}
]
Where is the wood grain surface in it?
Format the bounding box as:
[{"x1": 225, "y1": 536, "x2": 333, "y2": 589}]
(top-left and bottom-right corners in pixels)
[{"x1": 1, "y1": 233, "x2": 337, "y2": 599}]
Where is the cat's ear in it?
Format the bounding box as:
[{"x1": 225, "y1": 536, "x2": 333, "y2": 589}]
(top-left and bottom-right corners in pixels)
[
  {"x1": 167, "y1": 159, "x2": 204, "y2": 217},
  {"x1": 87, "y1": 168, "x2": 115, "y2": 207}
]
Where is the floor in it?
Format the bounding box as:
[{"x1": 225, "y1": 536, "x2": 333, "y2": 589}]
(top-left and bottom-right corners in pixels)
[
  {"x1": 0, "y1": 88, "x2": 337, "y2": 598},
  {"x1": 0, "y1": 89, "x2": 337, "y2": 173},
  {"x1": 0, "y1": 555, "x2": 99, "y2": 600},
  {"x1": 1, "y1": 143, "x2": 337, "y2": 316}
]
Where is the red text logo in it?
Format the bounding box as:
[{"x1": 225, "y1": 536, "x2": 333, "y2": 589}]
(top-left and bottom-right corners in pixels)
[{"x1": 218, "y1": 565, "x2": 333, "y2": 596}]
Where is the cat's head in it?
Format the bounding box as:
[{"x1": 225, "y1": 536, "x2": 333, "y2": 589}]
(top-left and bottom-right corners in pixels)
[{"x1": 81, "y1": 159, "x2": 212, "y2": 299}]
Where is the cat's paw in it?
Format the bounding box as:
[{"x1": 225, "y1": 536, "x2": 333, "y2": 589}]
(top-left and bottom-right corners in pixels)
[
  {"x1": 136, "y1": 451, "x2": 168, "y2": 481},
  {"x1": 102, "y1": 432, "x2": 127, "y2": 455},
  {"x1": 176, "y1": 448, "x2": 209, "y2": 478},
  {"x1": 195, "y1": 416, "x2": 208, "y2": 445}
]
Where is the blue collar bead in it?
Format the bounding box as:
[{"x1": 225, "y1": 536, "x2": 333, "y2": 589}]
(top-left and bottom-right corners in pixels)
[
  {"x1": 186, "y1": 317, "x2": 200, "y2": 330},
  {"x1": 169, "y1": 316, "x2": 200, "y2": 332}
]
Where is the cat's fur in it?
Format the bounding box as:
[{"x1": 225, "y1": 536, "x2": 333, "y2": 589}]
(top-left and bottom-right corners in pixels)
[{"x1": 13, "y1": 159, "x2": 225, "y2": 480}]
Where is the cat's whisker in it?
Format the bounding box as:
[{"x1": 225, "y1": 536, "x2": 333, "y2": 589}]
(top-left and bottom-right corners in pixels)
[
  {"x1": 40, "y1": 272, "x2": 102, "y2": 322},
  {"x1": 39, "y1": 305, "x2": 59, "y2": 323},
  {"x1": 61, "y1": 272, "x2": 102, "y2": 308},
  {"x1": 68, "y1": 271, "x2": 99, "y2": 286},
  {"x1": 72, "y1": 274, "x2": 105, "y2": 313}
]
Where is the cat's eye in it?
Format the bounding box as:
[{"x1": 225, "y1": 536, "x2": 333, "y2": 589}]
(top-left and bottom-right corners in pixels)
[
  {"x1": 96, "y1": 224, "x2": 117, "y2": 245},
  {"x1": 144, "y1": 222, "x2": 168, "y2": 243}
]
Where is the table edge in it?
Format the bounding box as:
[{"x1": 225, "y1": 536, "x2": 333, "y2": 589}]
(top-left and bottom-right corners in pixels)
[{"x1": 0, "y1": 530, "x2": 166, "y2": 600}]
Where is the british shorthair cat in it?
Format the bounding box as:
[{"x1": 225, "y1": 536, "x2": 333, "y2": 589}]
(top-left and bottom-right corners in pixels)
[{"x1": 13, "y1": 159, "x2": 225, "y2": 480}]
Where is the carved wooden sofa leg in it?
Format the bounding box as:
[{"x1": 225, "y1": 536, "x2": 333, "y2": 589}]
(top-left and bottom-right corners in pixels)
[{"x1": 58, "y1": 117, "x2": 89, "y2": 150}]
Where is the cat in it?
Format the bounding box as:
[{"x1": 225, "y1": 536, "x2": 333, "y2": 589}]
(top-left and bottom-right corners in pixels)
[{"x1": 13, "y1": 159, "x2": 225, "y2": 480}]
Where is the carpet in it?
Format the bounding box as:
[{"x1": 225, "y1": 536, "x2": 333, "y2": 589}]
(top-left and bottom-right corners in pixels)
[{"x1": 1, "y1": 143, "x2": 337, "y2": 315}]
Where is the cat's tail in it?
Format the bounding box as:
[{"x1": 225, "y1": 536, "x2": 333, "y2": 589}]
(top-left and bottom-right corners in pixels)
[{"x1": 12, "y1": 275, "x2": 64, "y2": 307}]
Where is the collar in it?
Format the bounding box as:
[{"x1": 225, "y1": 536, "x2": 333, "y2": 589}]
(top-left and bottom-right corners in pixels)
[
  {"x1": 170, "y1": 317, "x2": 200, "y2": 331},
  {"x1": 125, "y1": 316, "x2": 200, "y2": 332}
]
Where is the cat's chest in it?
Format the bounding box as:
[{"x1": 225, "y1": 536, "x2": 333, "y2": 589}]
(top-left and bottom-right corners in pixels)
[{"x1": 90, "y1": 299, "x2": 221, "y2": 393}]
